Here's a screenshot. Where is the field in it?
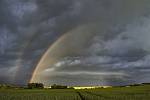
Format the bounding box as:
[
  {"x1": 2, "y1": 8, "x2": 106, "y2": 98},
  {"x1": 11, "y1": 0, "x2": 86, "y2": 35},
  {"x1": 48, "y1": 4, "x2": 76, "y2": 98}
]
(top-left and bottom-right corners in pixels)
[{"x1": 0, "y1": 85, "x2": 150, "y2": 100}]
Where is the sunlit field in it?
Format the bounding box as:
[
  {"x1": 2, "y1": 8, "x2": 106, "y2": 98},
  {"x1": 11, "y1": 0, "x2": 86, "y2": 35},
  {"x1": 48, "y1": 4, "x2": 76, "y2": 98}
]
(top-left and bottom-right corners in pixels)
[{"x1": 0, "y1": 85, "x2": 150, "y2": 100}]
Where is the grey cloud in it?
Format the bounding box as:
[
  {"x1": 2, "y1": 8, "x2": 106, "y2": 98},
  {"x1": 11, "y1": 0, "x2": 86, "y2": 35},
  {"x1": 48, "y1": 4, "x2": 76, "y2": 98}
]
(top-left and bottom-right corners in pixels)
[
  {"x1": 1, "y1": 0, "x2": 150, "y2": 85},
  {"x1": 0, "y1": 27, "x2": 16, "y2": 54},
  {"x1": 42, "y1": 15, "x2": 150, "y2": 85},
  {"x1": 0, "y1": 0, "x2": 79, "y2": 84}
]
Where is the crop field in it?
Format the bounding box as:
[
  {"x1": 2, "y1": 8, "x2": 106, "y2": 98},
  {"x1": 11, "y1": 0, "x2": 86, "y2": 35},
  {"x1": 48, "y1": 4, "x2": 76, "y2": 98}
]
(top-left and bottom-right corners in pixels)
[{"x1": 0, "y1": 85, "x2": 150, "y2": 100}]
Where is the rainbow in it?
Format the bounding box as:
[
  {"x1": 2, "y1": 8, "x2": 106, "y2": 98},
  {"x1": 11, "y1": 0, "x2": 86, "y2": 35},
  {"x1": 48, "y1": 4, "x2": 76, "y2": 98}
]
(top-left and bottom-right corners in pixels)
[
  {"x1": 30, "y1": 33, "x2": 69, "y2": 82},
  {"x1": 29, "y1": 23, "x2": 98, "y2": 83}
]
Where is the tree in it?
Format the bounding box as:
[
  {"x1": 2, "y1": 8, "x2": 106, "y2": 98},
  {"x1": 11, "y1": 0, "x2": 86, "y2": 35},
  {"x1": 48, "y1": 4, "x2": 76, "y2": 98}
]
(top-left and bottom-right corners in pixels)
[
  {"x1": 27, "y1": 83, "x2": 44, "y2": 89},
  {"x1": 51, "y1": 84, "x2": 67, "y2": 89}
]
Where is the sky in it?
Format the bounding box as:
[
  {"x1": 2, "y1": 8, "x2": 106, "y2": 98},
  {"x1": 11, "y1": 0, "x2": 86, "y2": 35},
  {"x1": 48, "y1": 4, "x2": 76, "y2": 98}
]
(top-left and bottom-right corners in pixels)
[{"x1": 1, "y1": 0, "x2": 150, "y2": 86}]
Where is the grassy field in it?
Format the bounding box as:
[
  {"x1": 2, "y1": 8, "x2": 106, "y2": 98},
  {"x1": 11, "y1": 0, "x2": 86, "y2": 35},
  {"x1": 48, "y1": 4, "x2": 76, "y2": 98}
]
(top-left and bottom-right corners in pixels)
[{"x1": 0, "y1": 85, "x2": 150, "y2": 100}]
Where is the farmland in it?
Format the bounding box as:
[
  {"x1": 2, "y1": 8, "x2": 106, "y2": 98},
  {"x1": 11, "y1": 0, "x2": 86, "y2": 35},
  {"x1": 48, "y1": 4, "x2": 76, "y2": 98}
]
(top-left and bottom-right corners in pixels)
[{"x1": 0, "y1": 85, "x2": 150, "y2": 100}]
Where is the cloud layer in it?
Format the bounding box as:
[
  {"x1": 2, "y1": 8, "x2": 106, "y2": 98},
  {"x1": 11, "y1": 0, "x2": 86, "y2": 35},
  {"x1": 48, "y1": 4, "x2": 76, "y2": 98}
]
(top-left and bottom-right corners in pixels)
[{"x1": 1, "y1": 0, "x2": 150, "y2": 85}]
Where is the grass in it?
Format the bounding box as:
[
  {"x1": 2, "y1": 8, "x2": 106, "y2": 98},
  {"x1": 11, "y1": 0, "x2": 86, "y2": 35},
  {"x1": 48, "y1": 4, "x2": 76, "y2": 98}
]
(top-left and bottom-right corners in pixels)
[
  {"x1": 77, "y1": 85, "x2": 150, "y2": 100},
  {"x1": 0, "y1": 85, "x2": 150, "y2": 100}
]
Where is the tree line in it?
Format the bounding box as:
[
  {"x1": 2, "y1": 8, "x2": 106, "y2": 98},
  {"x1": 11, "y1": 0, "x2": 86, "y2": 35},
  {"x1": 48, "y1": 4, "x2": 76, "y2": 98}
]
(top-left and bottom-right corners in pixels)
[{"x1": 0, "y1": 82, "x2": 150, "y2": 89}]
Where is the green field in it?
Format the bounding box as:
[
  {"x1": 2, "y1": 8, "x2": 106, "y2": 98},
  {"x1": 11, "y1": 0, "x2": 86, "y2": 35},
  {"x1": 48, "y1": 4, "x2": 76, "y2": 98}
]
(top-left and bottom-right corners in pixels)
[{"x1": 0, "y1": 85, "x2": 150, "y2": 100}]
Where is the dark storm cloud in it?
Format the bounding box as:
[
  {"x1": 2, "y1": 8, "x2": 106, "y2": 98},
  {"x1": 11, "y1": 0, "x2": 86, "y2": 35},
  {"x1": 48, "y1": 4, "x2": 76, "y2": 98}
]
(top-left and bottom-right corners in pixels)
[
  {"x1": 0, "y1": 0, "x2": 84, "y2": 84},
  {"x1": 45, "y1": 16, "x2": 150, "y2": 85},
  {"x1": 1, "y1": 0, "x2": 150, "y2": 85}
]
